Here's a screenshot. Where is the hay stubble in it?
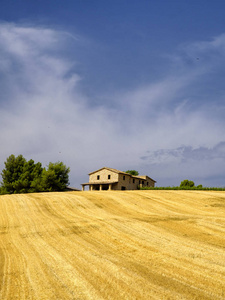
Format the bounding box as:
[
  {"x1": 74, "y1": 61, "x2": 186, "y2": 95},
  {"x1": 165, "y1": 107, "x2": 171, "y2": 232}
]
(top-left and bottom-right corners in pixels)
[{"x1": 0, "y1": 190, "x2": 225, "y2": 299}]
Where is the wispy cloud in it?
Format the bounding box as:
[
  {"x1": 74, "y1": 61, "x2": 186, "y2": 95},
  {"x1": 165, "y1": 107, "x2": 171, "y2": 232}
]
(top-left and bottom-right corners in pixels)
[{"x1": 0, "y1": 23, "x2": 225, "y2": 187}]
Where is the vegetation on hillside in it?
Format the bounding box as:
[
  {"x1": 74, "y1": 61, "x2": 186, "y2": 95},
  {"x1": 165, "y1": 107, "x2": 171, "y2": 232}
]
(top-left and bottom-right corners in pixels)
[
  {"x1": 141, "y1": 186, "x2": 225, "y2": 191},
  {"x1": 141, "y1": 179, "x2": 225, "y2": 191},
  {"x1": 0, "y1": 154, "x2": 70, "y2": 194}
]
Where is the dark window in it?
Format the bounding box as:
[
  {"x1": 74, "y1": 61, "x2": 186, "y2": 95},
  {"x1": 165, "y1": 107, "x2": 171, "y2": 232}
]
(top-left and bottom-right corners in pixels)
[
  {"x1": 121, "y1": 186, "x2": 126, "y2": 190},
  {"x1": 123, "y1": 175, "x2": 125, "y2": 180},
  {"x1": 139, "y1": 180, "x2": 140, "y2": 184},
  {"x1": 133, "y1": 179, "x2": 135, "y2": 183},
  {"x1": 108, "y1": 175, "x2": 111, "y2": 179},
  {"x1": 147, "y1": 182, "x2": 149, "y2": 186},
  {"x1": 97, "y1": 175, "x2": 100, "y2": 180},
  {"x1": 142, "y1": 181, "x2": 144, "y2": 185}
]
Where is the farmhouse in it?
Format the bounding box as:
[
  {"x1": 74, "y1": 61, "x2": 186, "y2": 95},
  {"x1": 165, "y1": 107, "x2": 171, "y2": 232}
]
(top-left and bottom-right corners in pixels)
[{"x1": 81, "y1": 167, "x2": 156, "y2": 191}]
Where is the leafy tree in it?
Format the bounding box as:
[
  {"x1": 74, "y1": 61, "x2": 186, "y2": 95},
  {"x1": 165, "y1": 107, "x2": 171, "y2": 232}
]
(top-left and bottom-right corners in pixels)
[
  {"x1": 25, "y1": 160, "x2": 43, "y2": 192},
  {"x1": 125, "y1": 170, "x2": 139, "y2": 176},
  {"x1": 41, "y1": 162, "x2": 70, "y2": 192},
  {"x1": 0, "y1": 155, "x2": 70, "y2": 194},
  {"x1": 197, "y1": 184, "x2": 203, "y2": 189},
  {"x1": 12, "y1": 159, "x2": 43, "y2": 193},
  {"x1": 180, "y1": 179, "x2": 195, "y2": 189},
  {"x1": 29, "y1": 162, "x2": 44, "y2": 192},
  {"x1": 1, "y1": 154, "x2": 26, "y2": 194}
]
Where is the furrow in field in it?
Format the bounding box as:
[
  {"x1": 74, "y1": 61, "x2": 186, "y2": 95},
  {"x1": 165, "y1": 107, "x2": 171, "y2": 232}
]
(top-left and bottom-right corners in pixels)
[{"x1": 0, "y1": 191, "x2": 225, "y2": 299}]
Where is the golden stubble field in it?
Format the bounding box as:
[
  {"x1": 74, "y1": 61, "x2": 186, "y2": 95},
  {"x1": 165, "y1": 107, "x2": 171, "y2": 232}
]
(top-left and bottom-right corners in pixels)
[{"x1": 0, "y1": 190, "x2": 225, "y2": 300}]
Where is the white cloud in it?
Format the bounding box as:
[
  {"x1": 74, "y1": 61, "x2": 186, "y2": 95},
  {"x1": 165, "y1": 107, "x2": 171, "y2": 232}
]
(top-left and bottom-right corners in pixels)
[{"x1": 0, "y1": 23, "x2": 225, "y2": 187}]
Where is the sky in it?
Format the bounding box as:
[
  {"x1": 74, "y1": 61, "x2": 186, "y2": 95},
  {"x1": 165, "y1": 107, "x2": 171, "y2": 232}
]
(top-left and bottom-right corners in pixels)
[{"x1": 0, "y1": 0, "x2": 225, "y2": 188}]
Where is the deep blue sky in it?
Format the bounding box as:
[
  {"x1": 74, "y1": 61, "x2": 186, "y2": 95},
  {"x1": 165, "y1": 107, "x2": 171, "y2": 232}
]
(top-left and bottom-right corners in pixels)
[
  {"x1": 2, "y1": 0, "x2": 225, "y2": 96},
  {"x1": 0, "y1": 0, "x2": 225, "y2": 187}
]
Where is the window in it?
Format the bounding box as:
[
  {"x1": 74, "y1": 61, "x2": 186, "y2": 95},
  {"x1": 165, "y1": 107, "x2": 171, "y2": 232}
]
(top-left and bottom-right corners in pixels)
[
  {"x1": 108, "y1": 175, "x2": 111, "y2": 179},
  {"x1": 147, "y1": 182, "x2": 149, "y2": 186},
  {"x1": 97, "y1": 175, "x2": 100, "y2": 180},
  {"x1": 123, "y1": 175, "x2": 125, "y2": 180},
  {"x1": 142, "y1": 181, "x2": 144, "y2": 185},
  {"x1": 133, "y1": 179, "x2": 135, "y2": 184}
]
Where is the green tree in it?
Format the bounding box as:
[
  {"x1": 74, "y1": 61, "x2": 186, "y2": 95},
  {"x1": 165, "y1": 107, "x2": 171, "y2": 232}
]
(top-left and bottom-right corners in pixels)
[
  {"x1": 180, "y1": 179, "x2": 195, "y2": 189},
  {"x1": 0, "y1": 155, "x2": 69, "y2": 194},
  {"x1": 125, "y1": 170, "x2": 139, "y2": 176},
  {"x1": 41, "y1": 162, "x2": 70, "y2": 192},
  {"x1": 1, "y1": 154, "x2": 26, "y2": 194},
  {"x1": 24, "y1": 160, "x2": 43, "y2": 192},
  {"x1": 29, "y1": 162, "x2": 44, "y2": 192},
  {"x1": 12, "y1": 159, "x2": 43, "y2": 193}
]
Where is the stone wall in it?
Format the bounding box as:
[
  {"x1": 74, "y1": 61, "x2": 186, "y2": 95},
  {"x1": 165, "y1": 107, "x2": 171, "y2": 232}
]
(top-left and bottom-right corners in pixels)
[{"x1": 89, "y1": 169, "x2": 119, "y2": 183}]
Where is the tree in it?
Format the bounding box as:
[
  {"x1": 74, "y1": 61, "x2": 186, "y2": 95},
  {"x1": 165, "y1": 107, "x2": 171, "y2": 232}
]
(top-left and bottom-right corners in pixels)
[
  {"x1": 0, "y1": 155, "x2": 70, "y2": 194},
  {"x1": 29, "y1": 163, "x2": 44, "y2": 192},
  {"x1": 11, "y1": 159, "x2": 44, "y2": 193},
  {"x1": 41, "y1": 162, "x2": 70, "y2": 192},
  {"x1": 197, "y1": 184, "x2": 203, "y2": 189},
  {"x1": 1, "y1": 154, "x2": 26, "y2": 194},
  {"x1": 125, "y1": 170, "x2": 139, "y2": 176},
  {"x1": 25, "y1": 160, "x2": 43, "y2": 192},
  {"x1": 180, "y1": 179, "x2": 195, "y2": 189}
]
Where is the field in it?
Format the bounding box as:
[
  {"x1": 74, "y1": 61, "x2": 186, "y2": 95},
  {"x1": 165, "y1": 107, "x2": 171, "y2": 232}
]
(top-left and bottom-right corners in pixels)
[{"x1": 0, "y1": 190, "x2": 225, "y2": 299}]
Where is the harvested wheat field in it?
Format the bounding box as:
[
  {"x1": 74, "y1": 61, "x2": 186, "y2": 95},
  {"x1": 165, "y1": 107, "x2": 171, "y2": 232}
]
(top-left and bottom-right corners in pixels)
[{"x1": 0, "y1": 190, "x2": 225, "y2": 299}]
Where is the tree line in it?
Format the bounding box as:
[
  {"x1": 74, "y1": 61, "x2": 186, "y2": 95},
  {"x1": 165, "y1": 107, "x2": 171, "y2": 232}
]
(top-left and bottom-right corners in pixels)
[
  {"x1": 141, "y1": 179, "x2": 225, "y2": 191},
  {"x1": 0, "y1": 154, "x2": 70, "y2": 194}
]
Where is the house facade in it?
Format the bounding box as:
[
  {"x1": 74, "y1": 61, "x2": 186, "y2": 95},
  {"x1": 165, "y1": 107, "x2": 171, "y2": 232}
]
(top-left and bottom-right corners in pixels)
[{"x1": 81, "y1": 167, "x2": 156, "y2": 191}]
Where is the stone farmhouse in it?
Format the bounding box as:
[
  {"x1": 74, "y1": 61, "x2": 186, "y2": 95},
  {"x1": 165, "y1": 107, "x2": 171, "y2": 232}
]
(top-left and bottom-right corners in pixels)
[{"x1": 81, "y1": 167, "x2": 156, "y2": 191}]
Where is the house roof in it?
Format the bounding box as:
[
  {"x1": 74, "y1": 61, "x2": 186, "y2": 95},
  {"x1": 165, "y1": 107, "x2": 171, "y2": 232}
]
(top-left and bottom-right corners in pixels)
[
  {"x1": 89, "y1": 167, "x2": 128, "y2": 175},
  {"x1": 138, "y1": 175, "x2": 156, "y2": 182},
  {"x1": 88, "y1": 167, "x2": 156, "y2": 182}
]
